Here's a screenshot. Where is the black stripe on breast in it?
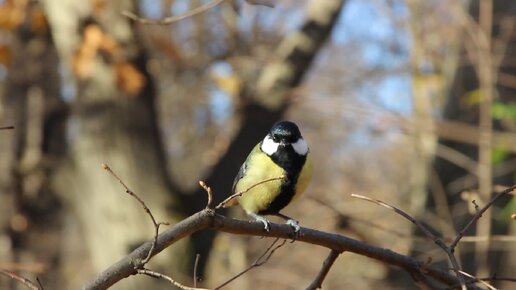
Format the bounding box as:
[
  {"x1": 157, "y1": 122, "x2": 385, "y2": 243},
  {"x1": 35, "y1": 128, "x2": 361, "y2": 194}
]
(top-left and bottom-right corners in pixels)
[{"x1": 258, "y1": 145, "x2": 306, "y2": 215}]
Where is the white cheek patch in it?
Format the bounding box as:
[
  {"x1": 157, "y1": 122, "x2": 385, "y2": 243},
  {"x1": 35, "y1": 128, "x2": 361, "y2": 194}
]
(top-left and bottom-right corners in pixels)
[
  {"x1": 260, "y1": 135, "x2": 279, "y2": 156},
  {"x1": 292, "y1": 138, "x2": 309, "y2": 155}
]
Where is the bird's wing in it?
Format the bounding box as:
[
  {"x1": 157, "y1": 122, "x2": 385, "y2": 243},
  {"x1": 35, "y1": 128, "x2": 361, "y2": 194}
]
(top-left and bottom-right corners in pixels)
[
  {"x1": 222, "y1": 161, "x2": 247, "y2": 208},
  {"x1": 231, "y1": 161, "x2": 247, "y2": 194}
]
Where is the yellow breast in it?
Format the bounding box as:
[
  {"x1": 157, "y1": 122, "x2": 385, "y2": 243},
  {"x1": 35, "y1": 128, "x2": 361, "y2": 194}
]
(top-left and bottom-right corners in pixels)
[{"x1": 234, "y1": 144, "x2": 312, "y2": 214}]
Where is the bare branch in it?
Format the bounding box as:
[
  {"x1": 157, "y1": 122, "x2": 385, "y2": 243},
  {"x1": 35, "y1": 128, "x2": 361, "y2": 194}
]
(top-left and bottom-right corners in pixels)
[
  {"x1": 102, "y1": 163, "x2": 169, "y2": 264},
  {"x1": 215, "y1": 176, "x2": 285, "y2": 209},
  {"x1": 214, "y1": 238, "x2": 286, "y2": 289},
  {"x1": 450, "y1": 184, "x2": 516, "y2": 250},
  {"x1": 122, "y1": 0, "x2": 226, "y2": 25},
  {"x1": 305, "y1": 250, "x2": 341, "y2": 290},
  {"x1": 245, "y1": 0, "x2": 275, "y2": 7},
  {"x1": 81, "y1": 209, "x2": 483, "y2": 290},
  {"x1": 351, "y1": 193, "x2": 466, "y2": 289},
  {"x1": 36, "y1": 277, "x2": 44, "y2": 290},
  {"x1": 448, "y1": 275, "x2": 516, "y2": 289},
  {"x1": 457, "y1": 270, "x2": 497, "y2": 290},
  {"x1": 0, "y1": 126, "x2": 15, "y2": 130},
  {"x1": 193, "y1": 254, "x2": 201, "y2": 287},
  {"x1": 475, "y1": 276, "x2": 516, "y2": 283},
  {"x1": 350, "y1": 194, "x2": 440, "y2": 241},
  {"x1": 199, "y1": 181, "x2": 213, "y2": 209},
  {"x1": 137, "y1": 269, "x2": 211, "y2": 290},
  {"x1": 0, "y1": 269, "x2": 42, "y2": 290}
]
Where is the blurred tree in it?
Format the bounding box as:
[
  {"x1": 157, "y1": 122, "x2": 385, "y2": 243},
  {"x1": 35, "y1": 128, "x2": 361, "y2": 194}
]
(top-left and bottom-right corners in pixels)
[
  {"x1": 3, "y1": 0, "x2": 513, "y2": 289},
  {"x1": 41, "y1": 0, "x2": 191, "y2": 289},
  {"x1": 424, "y1": 0, "x2": 516, "y2": 287},
  {"x1": 0, "y1": 1, "x2": 65, "y2": 289}
]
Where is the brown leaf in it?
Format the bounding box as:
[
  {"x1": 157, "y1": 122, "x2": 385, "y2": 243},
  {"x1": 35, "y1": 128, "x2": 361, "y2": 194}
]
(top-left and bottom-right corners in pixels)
[
  {"x1": 0, "y1": 45, "x2": 11, "y2": 66},
  {"x1": 92, "y1": 0, "x2": 106, "y2": 17},
  {"x1": 29, "y1": 6, "x2": 48, "y2": 35},
  {"x1": 72, "y1": 24, "x2": 104, "y2": 78},
  {"x1": 115, "y1": 61, "x2": 146, "y2": 96},
  {"x1": 0, "y1": 0, "x2": 27, "y2": 30}
]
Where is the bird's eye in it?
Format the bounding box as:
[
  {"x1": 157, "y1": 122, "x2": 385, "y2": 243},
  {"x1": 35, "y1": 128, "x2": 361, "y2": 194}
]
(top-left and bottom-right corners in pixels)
[{"x1": 272, "y1": 135, "x2": 279, "y2": 142}]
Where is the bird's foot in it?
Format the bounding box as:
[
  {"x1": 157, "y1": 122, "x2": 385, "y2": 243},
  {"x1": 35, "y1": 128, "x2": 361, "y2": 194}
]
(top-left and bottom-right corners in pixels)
[
  {"x1": 249, "y1": 213, "x2": 271, "y2": 232},
  {"x1": 286, "y1": 219, "x2": 300, "y2": 240},
  {"x1": 286, "y1": 218, "x2": 300, "y2": 233}
]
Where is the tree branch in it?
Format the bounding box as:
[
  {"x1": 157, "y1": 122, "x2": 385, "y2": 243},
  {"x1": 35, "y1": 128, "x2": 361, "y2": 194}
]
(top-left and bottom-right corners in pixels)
[
  {"x1": 102, "y1": 163, "x2": 169, "y2": 264},
  {"x1": 81, "y1": 209, "x2": 482, "y2": 290},
  {"x1": 122, "y1": 0, "x2": 226, "y2": 25},
  {"x1": 0, "y1": 269, "x2": 42, "y2": 290},
  {"x1": 305, "y1": 249, "x2": 341, "y2": 290},
  {"x1": 137, "y1": 269, "x2": 211, "y2": 290},
  {"x1": 449, "y1": 184, "x2": 516, "y2": 250},
  {"x1": 351, "y1": 193, "x2": 466, "y2": 290},
  {"x1": 214, "y1": 238, "x2": 286, "y2": 289}
]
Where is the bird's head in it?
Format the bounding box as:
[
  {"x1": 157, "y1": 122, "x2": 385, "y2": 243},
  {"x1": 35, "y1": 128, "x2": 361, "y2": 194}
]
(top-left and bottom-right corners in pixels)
[{"x1": 260, "y1": 121, "x2": 309, "y2": 156}]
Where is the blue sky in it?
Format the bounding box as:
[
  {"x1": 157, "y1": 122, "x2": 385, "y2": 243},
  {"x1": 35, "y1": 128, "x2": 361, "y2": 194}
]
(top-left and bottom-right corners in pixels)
[{"x1": 334, "y1": 0, "x2": 412, "y2": 114}]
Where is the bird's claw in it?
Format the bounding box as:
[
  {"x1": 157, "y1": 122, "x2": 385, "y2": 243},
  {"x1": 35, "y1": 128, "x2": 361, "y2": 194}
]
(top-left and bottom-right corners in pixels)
[
  {"x1": 259, "y1": 219, "x2": 270, "y2": 232},
  {"x1": 286, "y1": 219, "x2": 300, "y2": 239},
  {"x1": 249, "y1": 213, "x2": 271, "y2": 232}
]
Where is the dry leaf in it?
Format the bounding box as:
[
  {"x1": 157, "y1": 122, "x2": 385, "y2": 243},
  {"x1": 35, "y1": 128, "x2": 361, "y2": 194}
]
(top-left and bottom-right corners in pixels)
[
  {"x1": 72, "y1": 24, "x2": 104, "y2": 78},
  {"x1": 0, "y1": 0, "x2": 28, "y2": 30},
  {"x1": 115, "y1": 61, "x2": 146, "y2": 96},
  {"x1": 0, "y1": 45, "x2": 11, "y2": 66}
]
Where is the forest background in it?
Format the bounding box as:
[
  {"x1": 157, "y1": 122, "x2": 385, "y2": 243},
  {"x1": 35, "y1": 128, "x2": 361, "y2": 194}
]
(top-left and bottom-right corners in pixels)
[{"x1": 0, "y1": 0, "x2": 515, "y2": 289}]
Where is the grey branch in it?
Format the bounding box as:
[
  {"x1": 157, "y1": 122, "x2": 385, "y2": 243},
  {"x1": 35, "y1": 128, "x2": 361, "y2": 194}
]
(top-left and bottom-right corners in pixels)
[
  {"x1": 81, "y1": 209, "x2": 481, "y2": 290},
  {"x1": 305, "y1": 249, "x2": 341, "y2": 290},
  {"x1": 0, "y1": 269, "x2": 42, "y2": 290},
  {"x1": 351, "y1": 193, "x2": 467, "y2": 289},
  {"x1": 450, "y1": 184, "x2": 516, "y2": 250}
]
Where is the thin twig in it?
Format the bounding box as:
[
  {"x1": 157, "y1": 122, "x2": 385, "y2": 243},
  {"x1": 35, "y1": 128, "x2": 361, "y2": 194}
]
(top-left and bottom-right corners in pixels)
[
  {"x1": 305, "y1": 249, "x2": 341, "y2": 290},
  {"x1": 449, "y1": 184, "x2": 516, "y2": 250},
  {"x1": 350, "y1": 194, "x2": 442, "y2": 242},
  {"x1": 193, "y1": 254, "x2": 201, "y2": 287},
  {"x1": 36, "y1": 277, "x2": 44, "y2": 290},
  {"x1": 137, "y1": 269, "x2": 211, "y2": 290},
  {"x1": 446, "y1": 275, "x2": 516, "y2": 290},
  {"x1": 458, "y1": 235, "x2": 516, "y2": 242},
  {"x1": 457, "y1": 270, "x2": 497, "y2": 290},
  {"x1": 475, "y1": 276, "x2": 516, "y2": 283},
  {"x1": 245, "y1": 0, "x2": 275, "y2": 7},
  {"x1": 216, "y1": 176, "x2": 285, "y2": 209},
  {"x1": 102, "y1": 163, "x2": 169, "y2": 264},
  {"x1": 310, "y1": 195, "x2": 413, "y2": 239},
  {"x1": 351, "y1": 193, "x2": 467, "y2": 290},
  {"x1": 214, "y1": 238, "x2": 287, "y2": 289},
  {"x1": 122, "y1": 0, "x2": 226, "y2": 25},
  {"x1": 0, "y1": 269, "x2": 41, "y2": 290},
  {"x1": 0, "y1": 126, "x2": 15, "y2": 130},
  {"x1": 199, "y1": 181, "x2": 213, "y2": 209}
]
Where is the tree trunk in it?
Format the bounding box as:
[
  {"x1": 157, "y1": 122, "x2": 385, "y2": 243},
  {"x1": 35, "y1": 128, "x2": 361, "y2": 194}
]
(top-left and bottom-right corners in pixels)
[
  {"x1": 0, "y1": 2, "x2": 66, "y2": 289},
  {"x1": 42, "y1": 1, "x2": 190, "y2": 288}
]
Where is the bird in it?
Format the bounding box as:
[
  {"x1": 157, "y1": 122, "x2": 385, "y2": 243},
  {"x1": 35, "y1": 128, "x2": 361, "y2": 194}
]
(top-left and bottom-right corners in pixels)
[{"x1": 224, "y1": 120, "x2": 313, "y2": 233}]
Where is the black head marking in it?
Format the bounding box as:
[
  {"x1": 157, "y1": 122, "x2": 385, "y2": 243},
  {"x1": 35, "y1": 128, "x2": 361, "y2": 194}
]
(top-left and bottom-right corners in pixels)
[{"x1": 269, "y1": 121, "x2": 302, "y2": 144}]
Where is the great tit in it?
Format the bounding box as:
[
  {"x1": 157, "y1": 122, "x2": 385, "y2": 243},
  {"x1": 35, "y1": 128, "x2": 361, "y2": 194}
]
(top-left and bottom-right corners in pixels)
[{"x1": 225, "y1": 120, "x2": 312, "y2": 232}]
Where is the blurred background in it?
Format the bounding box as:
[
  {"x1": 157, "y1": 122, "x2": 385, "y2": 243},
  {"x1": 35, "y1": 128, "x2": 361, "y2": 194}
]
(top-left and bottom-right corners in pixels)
[{"x1": 0, "y1": 0, "x2": 515, "y2": 289}]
